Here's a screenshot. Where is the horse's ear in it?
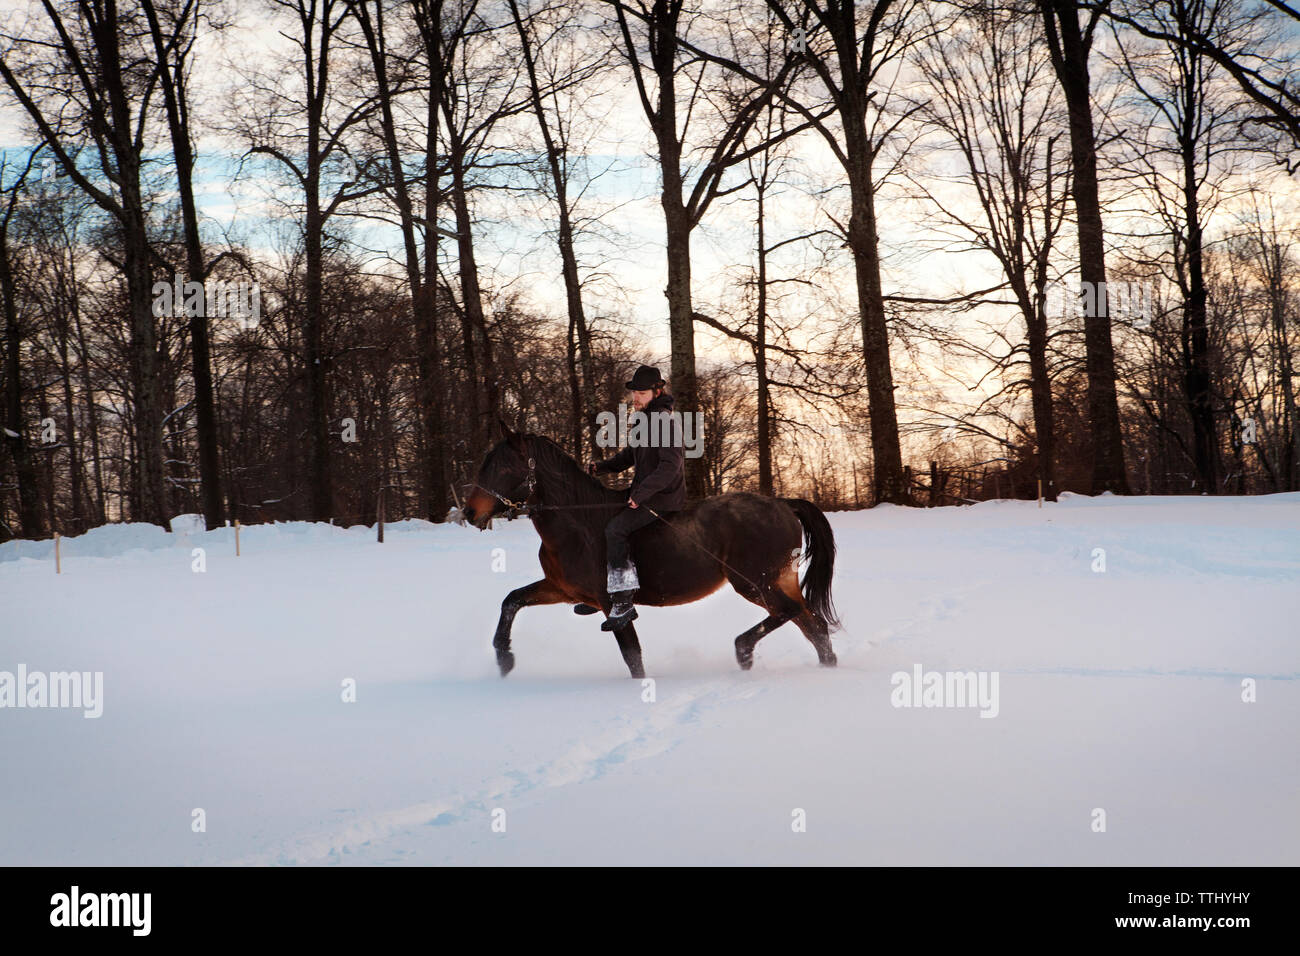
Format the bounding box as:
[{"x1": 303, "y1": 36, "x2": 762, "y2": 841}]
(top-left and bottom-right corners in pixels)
[
  {"x1": 498, "y1": 416, "x2": 526, "y2": 451},
  {"x1": 494, "y1": 417, "x2": 514, "y2": 441}
]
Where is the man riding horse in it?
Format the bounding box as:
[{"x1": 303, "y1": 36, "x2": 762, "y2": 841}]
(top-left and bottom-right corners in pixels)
[
  {"x1": 462, "y1": 365, "x2": 839, "y2": 678},
  {"x1": 587, "y1": 364, "x2": 684, "y2": 631}
]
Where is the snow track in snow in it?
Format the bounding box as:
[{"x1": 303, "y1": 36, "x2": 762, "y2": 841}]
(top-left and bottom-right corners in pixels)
[{"x1": 233, "y1": 677, "x2": 767, "y2": 865}]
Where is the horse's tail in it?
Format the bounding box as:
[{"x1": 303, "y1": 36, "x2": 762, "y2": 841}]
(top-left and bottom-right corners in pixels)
[{"x1": 780, "y1": 498, "x2": 840, "y2": 631}]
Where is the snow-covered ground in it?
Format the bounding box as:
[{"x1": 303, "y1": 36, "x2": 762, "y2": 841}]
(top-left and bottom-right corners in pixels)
[{"x1": 2, "y1": 494, "x2": 1297, "y2": 865}]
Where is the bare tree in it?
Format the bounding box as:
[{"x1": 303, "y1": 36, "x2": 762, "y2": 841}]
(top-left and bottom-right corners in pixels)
[
  {"x1": 507, "y1": 0, "x2": 607, "y2": 459},
  {"x1": 1105, "y1": 0, "x2": 1268, "y2": 493},
  {"x1": 913, "y1": 1, "x2": 1071, "y2": 500},
  {"x1": 1039, "y1": 0, "x2": 1131, "y2": 493},
  {"x1": 426, "y1": 1, "x2": 525, "y2": 455},
  {"x1": 1231, "y1": 195, "x2": 1299, "y2": 490},
  {"x1": 0, "y1": 155, "x2": 44, "y2": 536},
  {"x1": 240, "y1": 0, "x2": 382, "y2": 520},
  {"x1": 1, "y1": 0, "x2": 171, "y2": 524},
  {"x1": 141, "y1": 0, "x2": 228, "y2": 527},
  {"x1": 673, "y1": 0, "x2": 923, "y2": 504},
  {"x1": 606, "y1": 0, "x2": 810, "y2": 499},
  {"x1": 350, "y1": 0, "x2": 451, "y2": 519},
  {"x1": 1092, "y1": 0, "x2": 1300, "y2": 165}
]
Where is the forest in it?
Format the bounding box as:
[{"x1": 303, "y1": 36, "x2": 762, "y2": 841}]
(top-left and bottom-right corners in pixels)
[{"x1": 0, "y1": 0, "x2": 1297, "y2": 539}]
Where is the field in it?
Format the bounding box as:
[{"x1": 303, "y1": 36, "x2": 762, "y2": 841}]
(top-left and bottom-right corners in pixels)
[{"x1": 2, "y1": 493, "x2": 1297, "y2": 865}]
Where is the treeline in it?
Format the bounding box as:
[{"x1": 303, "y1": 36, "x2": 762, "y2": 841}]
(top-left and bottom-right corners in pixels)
[{"x1": 0, "y1": 0, "x2": 1297, "y2": 540}]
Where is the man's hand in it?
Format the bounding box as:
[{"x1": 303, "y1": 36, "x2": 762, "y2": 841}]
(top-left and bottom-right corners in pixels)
[{"x1": 628, "y1": 499, "x2": 638, "y2": 509}]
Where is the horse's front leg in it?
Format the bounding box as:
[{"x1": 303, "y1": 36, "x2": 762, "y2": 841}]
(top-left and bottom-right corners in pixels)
[
  {"x1": 611, "y1": 621, "x2": 645, "y2": 679},
  {"x1": 494, "y1": 579, "x2": 566, "y2": 677}
]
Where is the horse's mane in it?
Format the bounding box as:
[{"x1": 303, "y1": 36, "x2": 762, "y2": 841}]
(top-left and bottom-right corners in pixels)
[{"x1": 521, "y1": 433, "x2": 626, "y2": 512}]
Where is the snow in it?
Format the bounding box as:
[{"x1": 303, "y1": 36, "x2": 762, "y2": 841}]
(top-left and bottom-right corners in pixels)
[
  {"x1": 168, "y1": 513, "x2": 207, "y2": 536},
  {"x1": 1, "y1": 494, "x2": 1297, "y2": 865}
]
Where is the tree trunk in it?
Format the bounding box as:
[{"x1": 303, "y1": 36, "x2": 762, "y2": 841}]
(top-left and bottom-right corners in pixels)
[
  {"x1": 421, "y1": 88, "x2": 449, "y2": 516},
  {"x1": 93, "y1": 1, "x2": 168, "y2": 525},
  {"x1": 838, "y1": 85, "x2": 906, "y2": 504},
  {"x1": 755, "y1": 178, "x2": 773, "y2": 497},
  {"x1": 1026, "y1": 285, "x2": 1058, "y2": 502},
  {"x1": 1040, "y1": 0, "x2": 1130, "y2": 494},
  {"x1": 54, "y1": 306, "x2": 83, "y2": 525},
  {"x1": 817, "y1": 0, "x2": 908, "y2": 505},
  {"x1": 509, "y1": 0, "x2": 599, "y2": 456},
  {"x1": 1180, "y1": 148, "x2": 1217, "y2": 493},
  {"x1": 303, "y1": 176, "x2": 331, "y2": 519},
  {"x1": 303, "y1": 10, "x2": 333, "y2": 521},
  {"x1": 651, "y1": 1, "x2": 703, "y2": 499},
  {"x1": 566, "y1": 310, "x2": 581, "y2": 453},
  {"x1": 143, "y1": 0, "x2": 224, "y2": 528},
  {"x1": 363, "y1": 0, "x2": 447, "y2": 520},
  {"x1": 663, "y1": 191, "x2": 701, "y2": 497},
  {"x1": 1265, "y1": 250, "x2": 1298, "y2": 490},
  {"x1": 446, "y1": 142, "x2": 494, "y2": 451},
  {"x1": 72, "y1": 278, "x2": 106, "y2": 522},
  {"x1": 0, "y1": 210, "x2": 44, "y2": 536}
]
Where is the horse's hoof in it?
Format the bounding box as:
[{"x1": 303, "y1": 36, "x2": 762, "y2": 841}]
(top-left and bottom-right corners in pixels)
[
  {"x1": 497, "y1": 652, "x2": 516, "y2": 677},
  {"x1": 629, "y1": 665, "x2": 646, "y2": 679},
  {"x1": 735, "y1": 649, "x2": 754, "y2": 671},
  {"x1": 820, "y1": 653, "x2": 838, "y2": 668}
]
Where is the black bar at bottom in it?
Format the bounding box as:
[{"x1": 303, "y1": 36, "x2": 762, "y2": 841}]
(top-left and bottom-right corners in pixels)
[{"x1": 6, "y1": 865, "x2": 1290, "y2": 942}]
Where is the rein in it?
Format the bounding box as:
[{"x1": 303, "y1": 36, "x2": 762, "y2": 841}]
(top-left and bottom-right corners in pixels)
[
  {"x1": 640, "y1": 503, "x2": 776, "y2": 614},
  {"x1": 472, "y1": 455, "x2": 624, "y2": 517}
]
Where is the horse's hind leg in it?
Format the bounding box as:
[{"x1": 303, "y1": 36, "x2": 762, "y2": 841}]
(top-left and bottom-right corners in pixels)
[
  {"x1": 612, "y1": 622, "x2": 645, "y2": 679},
  {"x1": 729, "y1": 571, "x2": 801, "y2": 670},
  {"x1": 793, "y1": 609, "x2": 837, "y2": 667},
  {"x1": 771, "y1": 564, "x2": 837, "y2": 667},
  {"x1": 734, "y1": 611, "x2": 794, "y2": 671}
]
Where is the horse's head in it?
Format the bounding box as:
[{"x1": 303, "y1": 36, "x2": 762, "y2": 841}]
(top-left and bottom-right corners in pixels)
[{"x1": 463, "y1": 421, "x2": 534, "y2": 530}]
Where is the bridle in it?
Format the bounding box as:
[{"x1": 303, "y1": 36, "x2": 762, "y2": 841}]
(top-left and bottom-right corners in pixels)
[
  {"x1": 472, "y1": 455, "x2": 538, "y2": 518},
  {"x1": 470, "y1": 450, "x2": 624, "y2": 518}
]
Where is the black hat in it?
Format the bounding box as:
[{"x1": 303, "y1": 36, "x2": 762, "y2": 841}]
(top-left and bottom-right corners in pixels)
[{"x1": 625, "y1": 364, "x2": 665, "y2": 391}]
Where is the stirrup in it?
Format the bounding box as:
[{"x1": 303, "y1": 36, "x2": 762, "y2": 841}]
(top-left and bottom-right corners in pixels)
[{"x1": 601, "y1": 603, "x2": 638, "y2": 631}]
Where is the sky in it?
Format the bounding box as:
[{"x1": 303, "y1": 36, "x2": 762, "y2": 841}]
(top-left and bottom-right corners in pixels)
[{"x1": 1, "y1": 0, "x2": 1297, "y2": 465}]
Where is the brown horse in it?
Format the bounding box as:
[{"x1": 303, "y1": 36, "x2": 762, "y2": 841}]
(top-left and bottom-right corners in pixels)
[{"x1": 462, "y1": 425, "x2": 840, "y2": 678}]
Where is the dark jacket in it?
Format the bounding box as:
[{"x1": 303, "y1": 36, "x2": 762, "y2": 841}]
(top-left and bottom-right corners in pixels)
[{"x1": 594, "y1": 392, "x2": 686, "y2": 511}]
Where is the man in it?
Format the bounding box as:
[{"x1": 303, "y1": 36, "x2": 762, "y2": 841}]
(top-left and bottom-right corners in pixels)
[{"x1": 587, "y1": 364, "x2": 685, "y2": 631}]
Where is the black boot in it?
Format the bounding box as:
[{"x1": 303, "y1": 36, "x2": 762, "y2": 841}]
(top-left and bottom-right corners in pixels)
[{"x1": 601, "y1": 590, "x2": 638, "y2": 631}]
